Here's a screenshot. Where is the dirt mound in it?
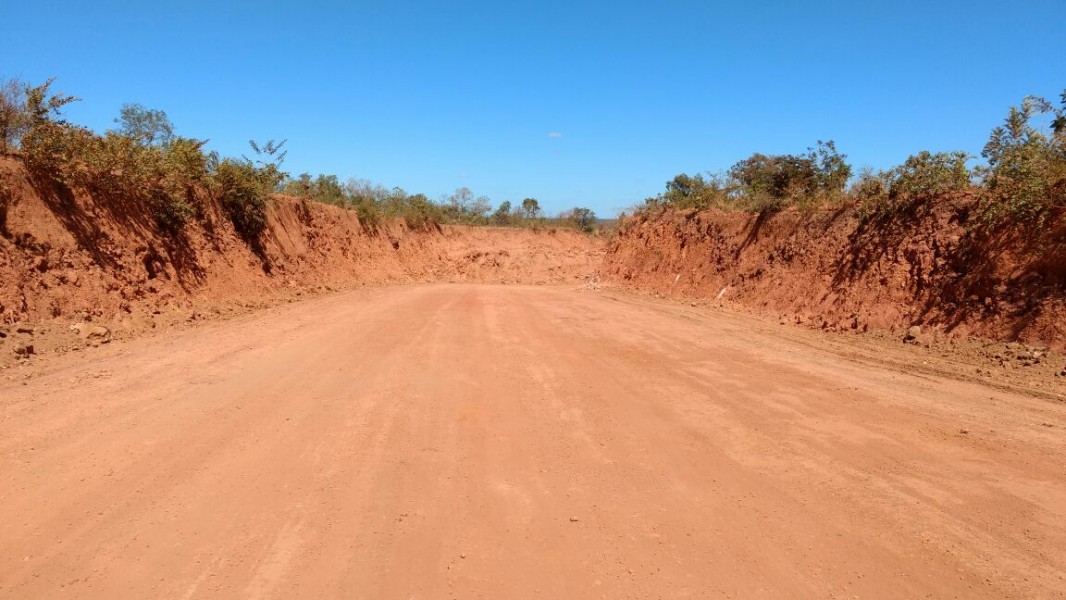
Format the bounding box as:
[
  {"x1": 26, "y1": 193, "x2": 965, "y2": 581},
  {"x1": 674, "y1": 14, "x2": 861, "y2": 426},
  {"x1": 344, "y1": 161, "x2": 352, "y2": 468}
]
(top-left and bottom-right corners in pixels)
[
  {"x1": 603, "y1": 198, "x2": 1066, "y2": 349},
  {"x1": 0, "y1": 157, "x2": 603, "y2": 364}
]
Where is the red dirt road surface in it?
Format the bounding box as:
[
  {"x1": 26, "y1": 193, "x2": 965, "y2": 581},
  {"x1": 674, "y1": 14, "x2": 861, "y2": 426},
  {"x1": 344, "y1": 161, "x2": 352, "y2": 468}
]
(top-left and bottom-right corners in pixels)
[{"x1": 2, "y1": 285, "x2": 1064, "y2": 599}]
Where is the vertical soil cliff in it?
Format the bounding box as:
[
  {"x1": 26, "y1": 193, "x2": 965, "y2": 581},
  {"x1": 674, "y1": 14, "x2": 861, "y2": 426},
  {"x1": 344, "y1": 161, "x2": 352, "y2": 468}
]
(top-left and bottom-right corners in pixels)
[
  {"x1": 0, "y1": 157, "x2": 603, "y2": 360},
  {"x1": 602, "y1": 199, "x2": 1066, "y2": 349}
]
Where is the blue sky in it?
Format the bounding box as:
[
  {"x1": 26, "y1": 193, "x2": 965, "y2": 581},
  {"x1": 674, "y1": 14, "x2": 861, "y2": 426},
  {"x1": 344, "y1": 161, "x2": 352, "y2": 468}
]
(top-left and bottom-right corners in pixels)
[{"x1": 3, "y1": 0, "x2": 1064, "y2": 216}]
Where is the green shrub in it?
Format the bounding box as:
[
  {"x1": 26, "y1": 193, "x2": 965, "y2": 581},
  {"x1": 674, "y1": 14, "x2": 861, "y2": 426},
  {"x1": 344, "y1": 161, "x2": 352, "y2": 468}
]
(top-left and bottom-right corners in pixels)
[
  {"x1": 148, "y1": 187, "x2": 195, "y2": 233},
  {"x1": 16, "y1": 86, "x2": 210, "y2": 234},
  {"x1": 979, "y1": 93, "x2": 1066, "y2": 223},
  {"x1": 890, "y1": 151, "x2": 971, "y2": 200},
  {"x1": 660, "y1": 173, "x2": 733, "y2": 210},
  {"x1": 561, "y1": 207, "x2": 597, "y2": 232},
  {"x1": 213, "y1": 159, "x2": 270, "y2": 241},
  {"x1": 850, "y1": 167, "x2": 889, "y2": 200},
  {"x1": 492, "y1": 200, "x2": 514, "y2": 225},
  {"x1": 643, "y1": 141, "x2": 852, "y2": 215},
  {"x1": 20, "y1": 120, "x2": 94, "y2": 183},
  {"x1": 163, "y1": 137, "x2": 209, "y2": 183},
  {"x1": 0, "y1": 78, "x2": 29, "y2": 152},
  {"x1": 855, "y1": 151, "x2": 970, "y2": 219},
  {"x1": 285, "y1": 172, "x2": 347, "y2": 207},
  {"x1": 399, "y1": 193, "x2": 442, "y2": 229},
  {"x1": 728, "y1": 140, "x2": 851, "y2": 210},
  {"x1": 351, "y1": 195, "x2": 382, "y2": 231}
]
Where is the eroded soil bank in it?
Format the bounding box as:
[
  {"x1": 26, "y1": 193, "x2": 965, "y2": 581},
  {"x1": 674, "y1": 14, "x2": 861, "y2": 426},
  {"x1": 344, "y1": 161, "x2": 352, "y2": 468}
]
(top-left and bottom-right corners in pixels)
[
  {"x1": 603, "y1": 200, "x2": 1066, "y2": 350},
  {"x1": 0, "y1": 157, "x2": 603, "y2": 364}
]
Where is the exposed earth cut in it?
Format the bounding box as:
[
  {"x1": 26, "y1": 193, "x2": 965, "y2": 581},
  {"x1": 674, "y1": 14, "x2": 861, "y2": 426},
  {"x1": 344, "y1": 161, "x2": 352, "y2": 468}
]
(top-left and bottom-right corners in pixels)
[{"x1": 2, "y1": 155, "x2": 1066, "y2": 599}]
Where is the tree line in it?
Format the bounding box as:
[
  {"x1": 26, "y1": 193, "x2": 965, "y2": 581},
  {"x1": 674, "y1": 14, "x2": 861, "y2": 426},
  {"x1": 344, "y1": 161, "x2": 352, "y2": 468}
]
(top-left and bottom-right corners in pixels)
[{"x1": 639, "y1": 91, "x2": 1065, "y2": 226}]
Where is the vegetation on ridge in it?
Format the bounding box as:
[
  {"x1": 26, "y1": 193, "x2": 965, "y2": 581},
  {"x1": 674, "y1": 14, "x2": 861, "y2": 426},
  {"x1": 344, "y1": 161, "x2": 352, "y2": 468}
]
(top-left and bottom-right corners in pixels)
[
  {"x1": 0, "y1": 77, "x2": 603, "y2": 246},
  {"x1": 638, "y1": 91, "x2": 1066, "y2": 226}
]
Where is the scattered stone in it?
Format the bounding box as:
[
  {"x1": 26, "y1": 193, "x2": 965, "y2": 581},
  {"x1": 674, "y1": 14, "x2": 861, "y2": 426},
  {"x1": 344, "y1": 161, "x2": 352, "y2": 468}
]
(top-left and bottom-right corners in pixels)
[
  {"x1": 13, "y1": 344, "x2": 34, "y2": 357},
  {"x1": 460, "y1": 552, "x2": 466, "y2": 559},
  {"x1": 15, "y1": 326, "x2": 34, "y2": 335},
  {"x1": 569, "y1": 516, "x2": 580, "y2": 522},
  {"x1": 70, "y1": 323, "x2": 112, "y2": 346},
  {"x1": 904, "y1": 325, "x2": 921, "y2": 343},
  {"x1": 959, "y1": 428, "x2": 969, "y2": 435},
  {"x1": 85, "y1": 325, "x2": 112, "y2": 346}
]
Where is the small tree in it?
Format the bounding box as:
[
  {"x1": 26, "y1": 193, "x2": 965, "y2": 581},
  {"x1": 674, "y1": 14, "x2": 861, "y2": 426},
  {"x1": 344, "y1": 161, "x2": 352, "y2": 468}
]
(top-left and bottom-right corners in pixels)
[
  {"x1": 980, "y1": 92, "x2": 1066, "y2": 222},
  {"x1": 0, "y1": 78, "x2": 27, "y2": 151},
  {"x1": 114, "y1": 103, "x2": 174, "y2": 146},
  {"x1": 446, "y1": 187, "x2": 474, "y2": 220},
  {"x1": 470, "y1": 195, "x2": 492, "y2": 221},
  {"x1": 492, "y1": 200, "x2": 513, "y2": 225},
  {"x1": 245, "y1": 138, "x2": 288, "y2": 191},
  {"x1": 2, "y1": 77, "x2": 78, "y2": 154},
  {"x1": 521, "y1": 197, "x2": 540, "y2": 219},
  {"x1": 15, "y1": 78, "x2": 81, "y2": 179},
  {"x1": 658, "y1": 172, "x2": 732, "y2": 209},
  {"x1": 313, "y1": 174, "x2": 346, "y2": 206},
  {"x1": 570, "y1": 206, "x2": 597, "y2": 232}
]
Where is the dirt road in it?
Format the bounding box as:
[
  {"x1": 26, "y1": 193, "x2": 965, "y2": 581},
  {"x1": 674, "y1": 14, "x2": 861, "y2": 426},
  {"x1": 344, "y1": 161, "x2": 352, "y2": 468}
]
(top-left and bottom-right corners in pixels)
[{"x1": 2, "y1": 285, "x2": 1064, "y2": 599}]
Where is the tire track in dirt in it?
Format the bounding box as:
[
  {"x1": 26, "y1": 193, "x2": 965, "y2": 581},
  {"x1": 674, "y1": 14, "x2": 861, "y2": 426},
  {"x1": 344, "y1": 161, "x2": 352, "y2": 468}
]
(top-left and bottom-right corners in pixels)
[{"x1": 1, "y1": 285, "x2": 1064, "y2": 599}]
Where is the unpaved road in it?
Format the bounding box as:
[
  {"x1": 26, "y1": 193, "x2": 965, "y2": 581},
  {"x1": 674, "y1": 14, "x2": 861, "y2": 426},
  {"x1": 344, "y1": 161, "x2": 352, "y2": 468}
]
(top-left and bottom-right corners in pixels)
[{"x1": 2, "y1": 285, "x2": 1065, "y2": 599}]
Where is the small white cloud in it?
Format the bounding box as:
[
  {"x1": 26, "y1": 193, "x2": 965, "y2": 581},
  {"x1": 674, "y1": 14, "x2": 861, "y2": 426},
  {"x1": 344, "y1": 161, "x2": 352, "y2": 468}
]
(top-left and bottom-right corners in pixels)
[{"x1": 547, "y1": 132, "x2": 563, "y2": 138}]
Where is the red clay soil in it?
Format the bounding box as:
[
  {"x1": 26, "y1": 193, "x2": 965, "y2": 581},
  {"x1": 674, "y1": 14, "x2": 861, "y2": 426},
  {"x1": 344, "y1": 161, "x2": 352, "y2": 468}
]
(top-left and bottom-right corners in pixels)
[
  {"x1": 603, "y1": 199, "x2": 1066, "y2": 350},
  {"x1": 0, "y1": 157, "x2": 603, "y2": 364},
  {"x1": 2, "y1": 285, "x2": 1064, "y2": 598}
]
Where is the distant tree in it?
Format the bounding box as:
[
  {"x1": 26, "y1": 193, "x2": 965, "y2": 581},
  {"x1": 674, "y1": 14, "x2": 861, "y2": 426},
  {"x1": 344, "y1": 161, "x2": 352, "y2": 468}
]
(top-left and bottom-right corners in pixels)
[
  {"x1": 570, "y1": 206, "x2": 597, "y2": 232},
  {"x1": 284, "y1": 172, "x2": 313, "y2": 196},
  {"x1": 656, "y1": 172, "x2": 732, "y2": 209},
  {"x1": 313, "y1": 173, "x2": 346, "y2": 206},
  {"x1": 114, "y1": 103, "x2": 174, "y2": 146},
  {"x1": 345, "y1": 178, "x2": 389, "y2": 203},
  {"x1": 445, "y1": 187, "x2": 493, "y2": 222},
  {"x1": 471, "y1": 195, "x2": 492, "y2": 220},
  {"x1": 447, "y1": 186, "x2": 474, "y2": 218},
  {"x1": 521, "y1": 197, "x2": 540, "y2": 219},
  {"x1": 492, "y1": 200, "x2": 513, "y2": 225}
]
